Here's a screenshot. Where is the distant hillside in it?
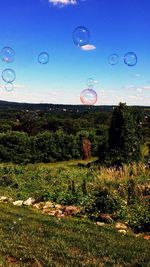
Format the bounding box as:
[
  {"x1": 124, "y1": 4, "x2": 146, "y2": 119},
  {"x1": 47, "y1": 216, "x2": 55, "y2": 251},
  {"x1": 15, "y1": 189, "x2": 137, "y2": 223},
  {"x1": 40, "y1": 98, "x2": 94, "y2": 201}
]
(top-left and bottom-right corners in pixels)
[{"x1": 0, "y1": 100, "x2": 149, "y2": 113}]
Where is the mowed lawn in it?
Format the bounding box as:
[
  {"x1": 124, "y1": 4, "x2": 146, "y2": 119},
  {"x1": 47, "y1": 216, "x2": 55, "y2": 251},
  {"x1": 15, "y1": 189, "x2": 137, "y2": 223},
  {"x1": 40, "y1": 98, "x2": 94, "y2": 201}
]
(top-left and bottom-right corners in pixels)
[{"x1": 0, "y1": 203, "x2": 150, "y2": 267}]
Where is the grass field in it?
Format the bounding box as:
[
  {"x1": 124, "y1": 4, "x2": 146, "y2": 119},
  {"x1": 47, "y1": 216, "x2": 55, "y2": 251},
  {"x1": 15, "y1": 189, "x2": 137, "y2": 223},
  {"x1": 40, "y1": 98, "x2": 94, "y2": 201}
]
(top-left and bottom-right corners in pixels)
[
  {"x1": 0, "y1": 203, "x2": 150, "y2": 267},
  {"x1": 0, "y1": 159, "x2": 150, "y2": 266}
]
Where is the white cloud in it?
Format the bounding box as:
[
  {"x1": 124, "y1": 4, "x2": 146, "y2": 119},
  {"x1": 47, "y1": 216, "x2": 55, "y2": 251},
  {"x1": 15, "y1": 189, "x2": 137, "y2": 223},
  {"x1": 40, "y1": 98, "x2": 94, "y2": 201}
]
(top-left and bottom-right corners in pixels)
[
  {"x1": 80, "y1": 44, "x2": 96, "y2": 51},
  {"x1": 143, "y1": 86, "x2": 150, "y2": 90},
  {"x1": 48, "y1": 0, "x2": 77, "y2": 7},
  {"x1": 0, "y1": 83, "x2": 26, "y2": 89}
]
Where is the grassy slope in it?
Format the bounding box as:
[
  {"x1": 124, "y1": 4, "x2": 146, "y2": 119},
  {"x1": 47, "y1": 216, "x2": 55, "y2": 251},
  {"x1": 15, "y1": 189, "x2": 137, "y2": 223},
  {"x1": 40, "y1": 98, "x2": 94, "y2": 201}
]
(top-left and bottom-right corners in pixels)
[
  {"x1": 0, "y1": 159, "x2": 150, "y2": 266},
  {"x1": 0, "y1": 203, "x2": 150, "y2": 267}
]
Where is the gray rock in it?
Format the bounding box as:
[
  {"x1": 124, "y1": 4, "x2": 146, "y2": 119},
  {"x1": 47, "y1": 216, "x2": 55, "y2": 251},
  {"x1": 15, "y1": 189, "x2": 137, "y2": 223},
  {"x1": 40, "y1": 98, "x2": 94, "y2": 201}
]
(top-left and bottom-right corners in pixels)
[
  {"x1": 23, "y1": 197, "x2": 36, "y2": 206},
  {"x1": 13, "y1": 200, "x2": 23, "y2": 206},
  {"x1": 0, "y1": 196, "x2": 7, "y2": 202}
]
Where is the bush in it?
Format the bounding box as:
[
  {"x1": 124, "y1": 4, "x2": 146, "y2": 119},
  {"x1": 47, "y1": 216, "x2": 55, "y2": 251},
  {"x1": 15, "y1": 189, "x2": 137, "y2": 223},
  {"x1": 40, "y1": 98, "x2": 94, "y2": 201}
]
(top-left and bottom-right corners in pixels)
[
  {"x1": 83, "y1": 187, "x2": 122, "y2": 220},
  {"x1": 126, "y1": 204, "x2": 150, "y2": 232}
]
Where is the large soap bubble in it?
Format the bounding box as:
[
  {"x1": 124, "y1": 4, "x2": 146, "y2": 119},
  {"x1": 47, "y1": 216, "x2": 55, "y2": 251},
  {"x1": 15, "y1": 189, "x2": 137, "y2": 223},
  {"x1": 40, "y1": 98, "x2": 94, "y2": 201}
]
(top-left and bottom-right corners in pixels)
[
  {"x1": 5, "y1": 82, "x2": 14, "y2": 92},
  {"x1": 73, "y1": 26, "x2": 90, "y2": 47},
  {"x1": 108, "y1": 53, "x2": 119, "y2": 65},
  {"x1": 2, "y1": 68, "x2": 16, "y2": 83},
  {"x1": 87, "y1": 78, "x2": 95, "y2": 89},
  {"x1": 38, "y1": 52, "x2": 49, "y2": 64},
  {"x1": 80, "y1": 88, "x2": 97, "y2": 105},
  {"x1": 0, "y1": 47, "x2": 15, "y2": 63},
  {"x1": 124, "y1": 52, "x2": 137, "y2": 67}
]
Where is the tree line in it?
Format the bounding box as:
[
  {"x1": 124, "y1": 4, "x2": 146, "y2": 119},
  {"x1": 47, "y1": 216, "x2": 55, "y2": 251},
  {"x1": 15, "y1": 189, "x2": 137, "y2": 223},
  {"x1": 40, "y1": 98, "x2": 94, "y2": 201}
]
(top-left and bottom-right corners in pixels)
[{"x1": 0, "y1": 103, "x2": 149, "y2": 165}]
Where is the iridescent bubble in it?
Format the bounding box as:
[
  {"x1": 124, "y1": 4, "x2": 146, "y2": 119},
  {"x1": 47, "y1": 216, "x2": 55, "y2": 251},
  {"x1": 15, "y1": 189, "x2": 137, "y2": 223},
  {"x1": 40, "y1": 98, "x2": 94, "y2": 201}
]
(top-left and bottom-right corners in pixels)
[
  {"x1": 124, "y1": 52, "x2": 137, "y2": 67},
  {"x1": 73, "y1": 26, "x2": 90, "y2": 47},
  {"x1": 87, "y1": 78, "x2": 95, "y2": 89},
  {"x1": 2, "y1": 68, "x2": 16, "y2": 83},
  {"x1": 80, "y1": 88, "x2": 97, "y2": 105},
  {"x1": 38, "y1": 52, "x2": 49, "y2": 64},
  {"x1": 108, "y1": 53, "x2": 119, "y2": 65},
  {"x1": 5, "y1": 82, "x2": 14, "y2": 92},
  {"x1": 0, "y1": 47, "x2": 15, "y2": 63}
]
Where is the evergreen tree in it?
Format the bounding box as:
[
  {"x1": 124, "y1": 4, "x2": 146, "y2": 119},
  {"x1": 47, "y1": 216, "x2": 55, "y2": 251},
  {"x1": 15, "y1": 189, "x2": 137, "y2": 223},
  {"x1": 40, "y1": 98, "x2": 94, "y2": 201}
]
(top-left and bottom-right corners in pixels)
[{"x1": 106, "y1": 103, "x2": 142, "y2": 166}]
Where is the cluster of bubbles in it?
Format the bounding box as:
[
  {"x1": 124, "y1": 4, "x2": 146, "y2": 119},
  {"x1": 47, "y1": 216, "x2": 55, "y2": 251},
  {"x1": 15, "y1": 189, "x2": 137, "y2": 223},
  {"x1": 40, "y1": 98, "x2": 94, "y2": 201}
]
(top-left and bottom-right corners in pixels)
[
  {"x1": 0, "y1": 47, "x2": 16, "y2": 92},
  {"x1": 0, "y1": 26, "x2": 138, "y2": 103},
  {"x1": 72, "y1": 27, "x2": 97, "y2": 105},
  {"x1": 108, "y1": 52, "x2": 137, "y2": 67},
  {"x1": 80, "y1": 78, "x2": 98, "y2": 105},
  {"x1": 72, "y1": 25, "x2": 138, "y2": 105},
  {"x1": 0, "y1": 47, "x2": 50, "y2": 92}
]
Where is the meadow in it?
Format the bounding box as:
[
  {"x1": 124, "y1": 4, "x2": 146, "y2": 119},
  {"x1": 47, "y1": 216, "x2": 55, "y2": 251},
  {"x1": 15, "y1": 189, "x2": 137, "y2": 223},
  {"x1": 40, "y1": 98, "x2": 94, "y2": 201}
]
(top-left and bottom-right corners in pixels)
[{"x1": 0, "y1": 159, "x2": 150, "y2": 266}]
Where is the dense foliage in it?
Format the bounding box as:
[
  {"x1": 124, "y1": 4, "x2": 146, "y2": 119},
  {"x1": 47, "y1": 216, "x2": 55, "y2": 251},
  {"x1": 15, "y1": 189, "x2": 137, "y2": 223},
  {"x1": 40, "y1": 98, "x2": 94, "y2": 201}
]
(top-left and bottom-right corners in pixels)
[{"x1": 0, "y1": 101, "x2": 149, "y2": 165}]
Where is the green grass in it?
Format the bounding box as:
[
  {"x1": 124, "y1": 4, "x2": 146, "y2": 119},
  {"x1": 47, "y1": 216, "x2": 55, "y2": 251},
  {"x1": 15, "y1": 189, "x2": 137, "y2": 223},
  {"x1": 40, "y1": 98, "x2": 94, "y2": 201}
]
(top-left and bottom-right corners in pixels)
[
  {"x1": 0, "y1": 203, "x2": 150, "y2": 267},
  {"x1": 0, "y1": 158, "x2": 98, "y2": 200},
  {"x1": 0, "y1": 160, "x2": 150, "y2": 265}
]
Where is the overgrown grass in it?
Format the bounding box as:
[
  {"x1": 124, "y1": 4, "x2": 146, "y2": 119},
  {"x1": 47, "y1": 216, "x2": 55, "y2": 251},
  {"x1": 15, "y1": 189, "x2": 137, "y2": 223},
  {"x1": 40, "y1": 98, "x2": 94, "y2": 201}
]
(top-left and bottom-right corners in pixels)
[
  {"x1": 0, "y1": 203, "x2": 150, "y2": 267},
  {"x1": 0, "y1": 160, "x2": 150, "y2": 229}
]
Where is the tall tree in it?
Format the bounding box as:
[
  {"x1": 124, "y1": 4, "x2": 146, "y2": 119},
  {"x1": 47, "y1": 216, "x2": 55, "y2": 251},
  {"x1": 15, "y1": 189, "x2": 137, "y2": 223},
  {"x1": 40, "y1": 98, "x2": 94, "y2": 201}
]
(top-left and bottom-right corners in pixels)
[{"x1": 107, "y1": 103, "x2": 142, "y2": 165}]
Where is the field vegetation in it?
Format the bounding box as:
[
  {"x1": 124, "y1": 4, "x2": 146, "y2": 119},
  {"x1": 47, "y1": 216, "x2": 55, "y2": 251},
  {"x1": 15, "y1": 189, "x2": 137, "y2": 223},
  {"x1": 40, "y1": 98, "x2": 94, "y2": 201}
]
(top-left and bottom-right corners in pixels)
[{"x1": 0, "y1": 102, "x2": 150, "y2": 266}]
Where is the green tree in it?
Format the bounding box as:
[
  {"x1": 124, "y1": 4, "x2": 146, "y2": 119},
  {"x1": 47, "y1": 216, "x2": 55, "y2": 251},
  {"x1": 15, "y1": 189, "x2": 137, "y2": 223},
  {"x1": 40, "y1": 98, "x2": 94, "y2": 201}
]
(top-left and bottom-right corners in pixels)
[{"x1": 106, "y1": 103, "x2": 142, "y2": 166}]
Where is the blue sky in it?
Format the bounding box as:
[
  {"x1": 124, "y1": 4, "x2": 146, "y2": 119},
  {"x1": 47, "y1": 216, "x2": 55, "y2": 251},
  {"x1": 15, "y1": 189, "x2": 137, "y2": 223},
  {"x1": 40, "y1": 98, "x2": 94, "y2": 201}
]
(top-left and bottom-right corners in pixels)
[{"x1": 0, "y1": 0, "x2": 150, "y2": 105}]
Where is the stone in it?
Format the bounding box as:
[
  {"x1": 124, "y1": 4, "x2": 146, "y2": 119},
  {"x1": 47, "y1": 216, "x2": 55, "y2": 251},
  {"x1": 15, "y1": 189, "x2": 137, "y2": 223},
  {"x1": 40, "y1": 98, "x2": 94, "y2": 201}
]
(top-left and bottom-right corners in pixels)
[
  {"x1": 118, "y1": 229, "x2": 127, "y2": 235},
  {"x1": 98, "y1": 214, "x2": 113, "y2": 224},
  {"x1": 43, "y1": 208, "x2": 56, "y2": 214},
  {"x1": 96, "y1": 222, "x2": 105, "y2": 226},
  {"x1": 33, "y1": 202, "x2": 44, "y2": 209},
  {"x1": 0, "y1": 196, "x2": 7, "y2": 202},
  {"x1": 23, "y1": 197, "x2": 36, "y2": 206},
  {"x1": 54, "y1": 204, "x2": 62, "y2": 210},
  {"x1": 13, "y1": 200, "x2": 23, "y2": 206},
  {"x1": 8, "y1": 197, "x2": 13, "y2": 203},
  {"x1": 47, "y1": 210, "x2": 56, "y2": 216},
  {"x1": 63, "y1": 206, "x2": 80, "y2": 216},
  {"x1": 55, "y1": 210, "x2": 63, "y2": 217},
  {"x1": 115, "y1": 223, "x2": 128, "y2": 230},
  {"x1": 144, "y1": 235, "x2": 150, "y2": 240},
  {"x1": 44, "y1": 201, "x2": 54, "y2": 208}
]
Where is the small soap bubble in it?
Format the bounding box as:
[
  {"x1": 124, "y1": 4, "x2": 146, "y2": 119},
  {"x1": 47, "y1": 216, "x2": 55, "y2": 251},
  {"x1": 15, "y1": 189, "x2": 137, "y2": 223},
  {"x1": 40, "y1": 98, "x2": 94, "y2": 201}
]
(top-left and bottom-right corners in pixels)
[
  {"x1": 87, "y1": 78, "x2": 95, "y2": 89},
  {"x1": 108, "y1": 53, "x2": 119, "y2": 65},
  {"x1": 73, "y1": 26, "x2": 90, "y2": 47},
  {"x1": 124, "y1": 52, "x2": 137, "y2": 67},
  {"x1": 5, "y1": 82, "x2": 14, "y2": 92},
  {"x1": 38, "y1": 52, "x2": 49, "y2": 64},
  {"x1": 0, "y1": 46, "x2": 15, "y2": 63},
  {"x1": 2, "y1": 68, "x2": 16, "y2": 83},
  {"x1": 80, "y1": 88, "x2": 97, "y2": 105}
]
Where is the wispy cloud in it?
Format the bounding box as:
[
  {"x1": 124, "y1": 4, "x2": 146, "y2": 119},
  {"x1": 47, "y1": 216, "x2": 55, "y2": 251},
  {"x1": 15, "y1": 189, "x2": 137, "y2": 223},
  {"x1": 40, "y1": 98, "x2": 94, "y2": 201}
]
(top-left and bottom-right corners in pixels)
[
  {"x1": 48, "y1": 0, "x2": 77, "y2": 7},
  {"x1": 80, "y1": 44, "x2": 96, "y2": 51},
  {"x1": 143, "y1": 86, "x2": 150, "y2": 90}
]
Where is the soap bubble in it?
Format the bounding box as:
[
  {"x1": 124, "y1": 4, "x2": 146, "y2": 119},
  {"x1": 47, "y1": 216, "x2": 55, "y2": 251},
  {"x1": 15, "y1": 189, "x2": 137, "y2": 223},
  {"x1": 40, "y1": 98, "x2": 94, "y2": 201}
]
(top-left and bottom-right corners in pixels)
[
  {"x1": 87, "y1": 78, "x2": 95, "y2": 89},
  {"x1": 0, "y1": 47, "x2": 15, "y2": 63},
  {"x1": 5, "y1": 82, "x2": 14, "y2": 92},
  {"x1": 2, "y1": 68, "x2": 16, "y2": 83},
  {"x1": 124, "y1": 52, "x2": 137, "y2": 67},
  {"x1": 38, "y1": 52, "x2": 49, "y2": 64},
  {"x1": 80, "y1": 88, "x2": 97, "y2": 105},
  {"x1": 108, "y1": 53, "x2": 119, "y2": 65},
  {"x1": 73, "y1": 26, "x2": 90, "y2": 47}
]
